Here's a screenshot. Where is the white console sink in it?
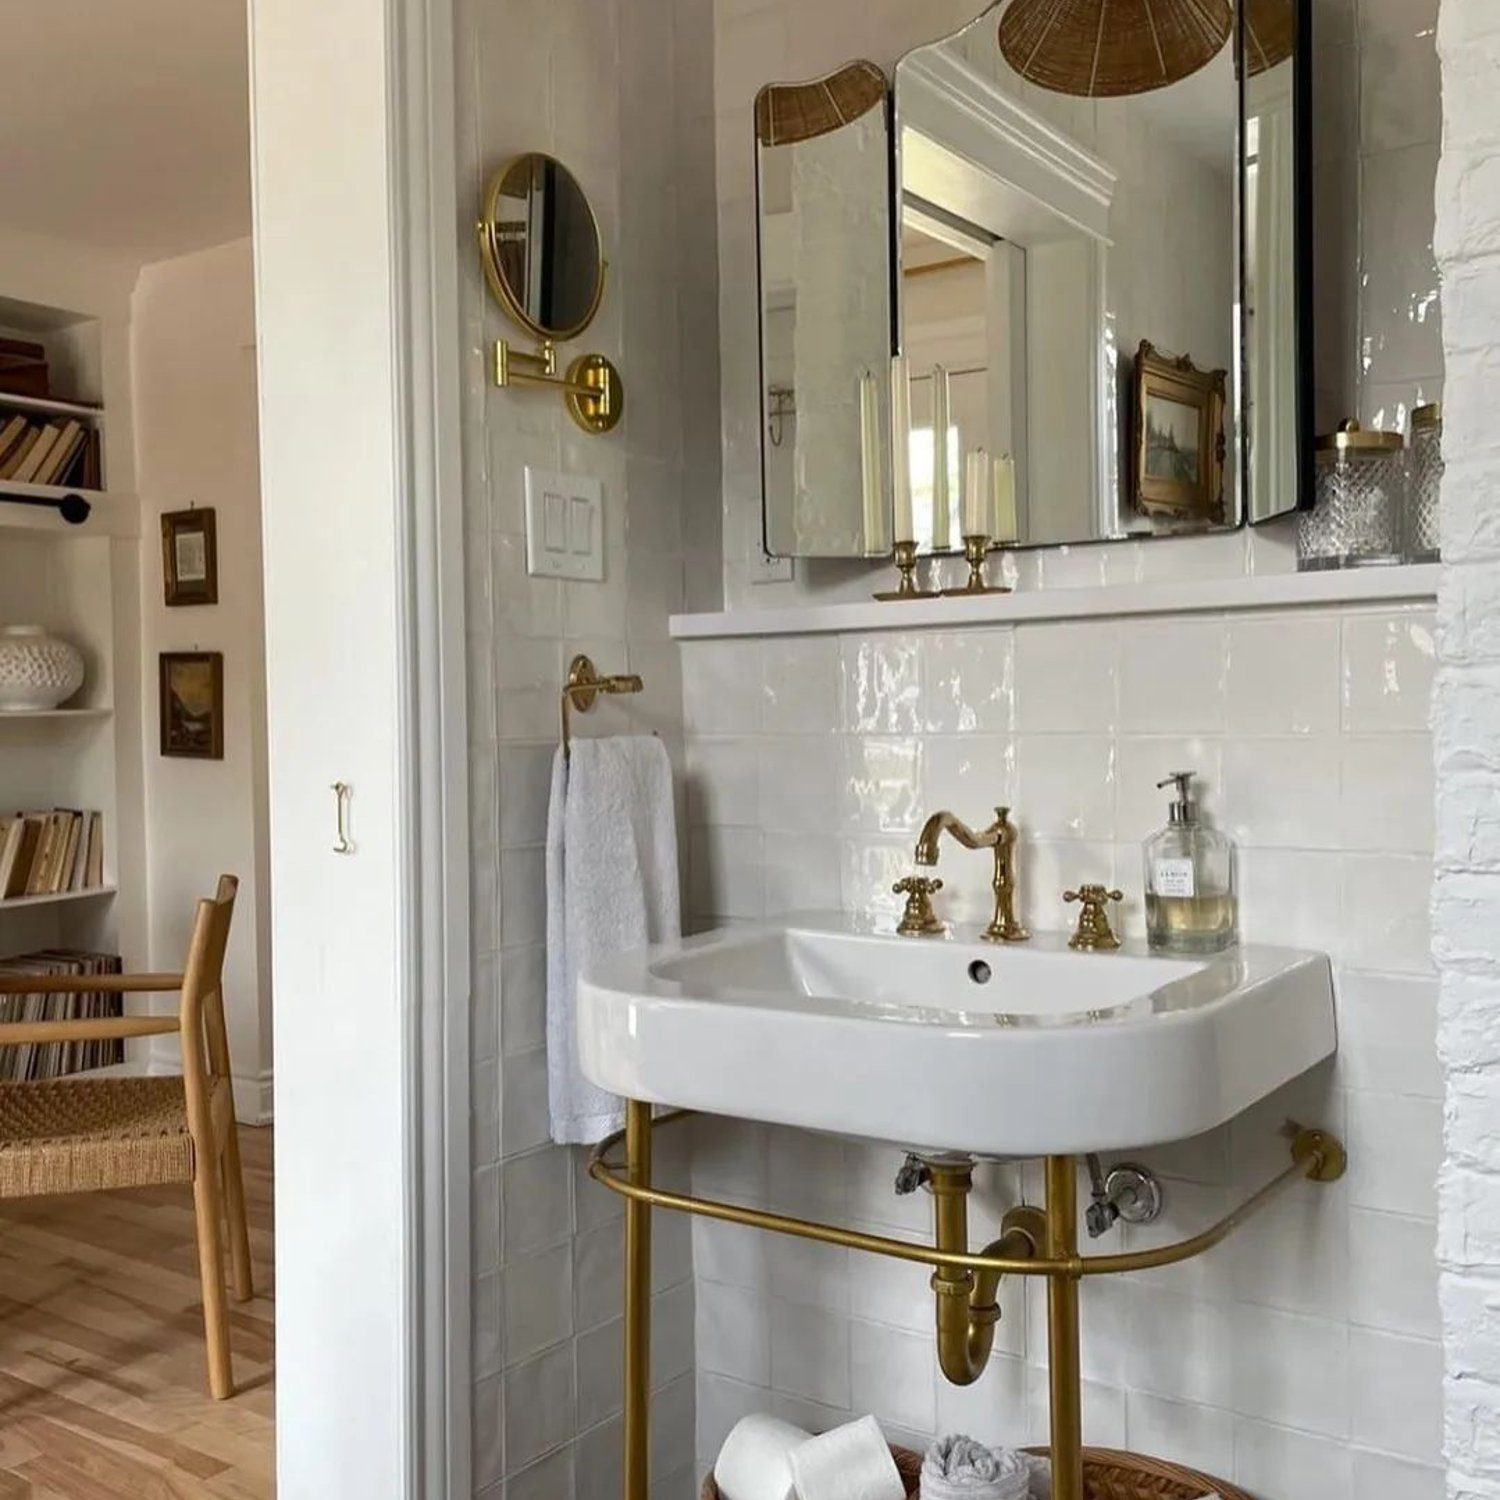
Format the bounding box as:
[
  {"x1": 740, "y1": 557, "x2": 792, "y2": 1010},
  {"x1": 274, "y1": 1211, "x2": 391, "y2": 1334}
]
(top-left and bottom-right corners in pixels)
[{"x1": 577, "y1": 915, "x2": 1336, "y2": 1157}]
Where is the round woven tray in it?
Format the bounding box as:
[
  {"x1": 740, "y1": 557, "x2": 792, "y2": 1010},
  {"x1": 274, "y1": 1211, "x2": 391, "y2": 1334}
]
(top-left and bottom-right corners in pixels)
[{"x1": 701, "y1": 1443, "x2": 1252, "y2": 1500}]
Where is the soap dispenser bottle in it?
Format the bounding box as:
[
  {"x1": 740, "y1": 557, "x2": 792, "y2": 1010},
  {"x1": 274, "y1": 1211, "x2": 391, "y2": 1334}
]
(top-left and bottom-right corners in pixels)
[{"x1": 1143, "y1": 771, "x2": 1237, "y2": 954}]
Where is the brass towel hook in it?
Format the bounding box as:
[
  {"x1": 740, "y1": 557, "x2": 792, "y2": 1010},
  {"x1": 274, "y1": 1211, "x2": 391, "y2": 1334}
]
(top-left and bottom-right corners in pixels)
[{"x1": 560, "y1": 654, "x2": 644, "y2": 759}]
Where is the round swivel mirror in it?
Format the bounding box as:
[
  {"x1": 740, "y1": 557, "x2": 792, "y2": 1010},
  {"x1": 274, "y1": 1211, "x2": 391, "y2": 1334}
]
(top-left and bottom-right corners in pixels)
[{"x1": 478, "y1": 153, "x2": 605, "y2": 342}]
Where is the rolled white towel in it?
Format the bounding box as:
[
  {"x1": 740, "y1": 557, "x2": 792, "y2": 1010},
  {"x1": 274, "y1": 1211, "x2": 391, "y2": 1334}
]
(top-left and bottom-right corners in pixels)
[
  {"x1": 787, "y1": 1415, "x2": 905, "y2": 1500},
  {"x1": 920, "y1": 1434, "x2": 1031, "y2": 1500},
  {"x1": 1024, "y1": 1453, "x2": 1050, "y2": 1500},
  {"x1": 713, "y1": 1414, "x2": 811, "y2": 1500}
]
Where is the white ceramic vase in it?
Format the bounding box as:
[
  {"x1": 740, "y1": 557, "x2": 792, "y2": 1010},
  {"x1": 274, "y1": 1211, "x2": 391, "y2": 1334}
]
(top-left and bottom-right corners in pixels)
[{"x1": 0, "y1": 625, "x2": 86, "y2": 711}]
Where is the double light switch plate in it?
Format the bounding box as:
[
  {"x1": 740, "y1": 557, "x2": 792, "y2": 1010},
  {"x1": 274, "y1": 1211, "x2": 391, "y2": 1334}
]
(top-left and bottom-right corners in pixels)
[{"x1": 524, "y1": 467, "x2": 604, "y2": 581}]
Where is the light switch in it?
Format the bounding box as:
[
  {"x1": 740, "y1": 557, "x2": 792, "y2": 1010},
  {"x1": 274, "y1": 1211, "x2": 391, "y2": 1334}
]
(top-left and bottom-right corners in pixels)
[{"x1": 525, "y1": 468, "x2": 604, "y2": 581}]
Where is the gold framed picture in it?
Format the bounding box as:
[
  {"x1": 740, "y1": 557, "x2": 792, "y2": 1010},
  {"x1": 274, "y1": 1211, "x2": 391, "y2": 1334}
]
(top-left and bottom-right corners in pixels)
[
  {"x1": 1132, "y1": 341, "x2": 1228, "y2": 524},
  {"x1": 161, "y1": 507, "x2": 218, "y2": 607},
  {"x1": 160, "y1": 652, "x2": 224, "y2": 760}
]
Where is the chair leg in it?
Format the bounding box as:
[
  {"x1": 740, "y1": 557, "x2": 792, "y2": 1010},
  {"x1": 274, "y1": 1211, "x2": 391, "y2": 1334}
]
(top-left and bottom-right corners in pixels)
[
  {"x1": 192, "y1": 1150, "x2": 234, "y2": 1400},
  {"x1": 221, "y1": 1127, "x2": 254, "y2": 1302}
]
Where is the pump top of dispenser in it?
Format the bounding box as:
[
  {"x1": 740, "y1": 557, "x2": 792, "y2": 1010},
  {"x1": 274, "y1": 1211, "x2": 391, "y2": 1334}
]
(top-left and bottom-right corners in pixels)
[{"x1": 1157, "y1": 771, "x2": 1199, "y2": 826}]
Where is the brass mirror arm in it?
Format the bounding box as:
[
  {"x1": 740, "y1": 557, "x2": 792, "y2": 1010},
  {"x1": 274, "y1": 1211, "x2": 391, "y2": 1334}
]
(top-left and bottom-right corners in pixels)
[{"x1": 587, "y1": 1113, "x2": 1346, "y2": 1280}]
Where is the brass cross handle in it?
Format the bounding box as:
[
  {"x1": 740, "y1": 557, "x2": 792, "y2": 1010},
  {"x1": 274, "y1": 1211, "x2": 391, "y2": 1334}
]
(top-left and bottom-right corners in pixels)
[
  {"x1": 894, "y1": 875, "x2": 945, "y2": 937},
  {"x1": 1064, "y1": 884, "x2": 1123, "y2": 952}
]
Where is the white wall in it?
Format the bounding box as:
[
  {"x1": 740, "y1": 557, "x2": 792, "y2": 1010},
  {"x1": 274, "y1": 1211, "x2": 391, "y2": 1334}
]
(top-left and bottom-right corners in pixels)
[
  {"x1": 130, "y1": 235, "x2": 272, "y2": 1122},
  {"x1": 455, "y1": 1, "x2": 720, "y2": 1493},
  {"x1": 683, "y1": 603, "x2": 1442, "y2": 1498},
  {"x1": 1432, "y1": 0, "x2": 1500, "y2": 1491}
]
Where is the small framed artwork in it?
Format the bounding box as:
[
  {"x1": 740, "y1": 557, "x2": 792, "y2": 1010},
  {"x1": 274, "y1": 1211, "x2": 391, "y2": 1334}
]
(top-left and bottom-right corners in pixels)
[
  {"x1": 1132, "y1": 341, "x2": 1228, "y2": 525},
  {"x1": 160, "y1": 651, "x2": 224, "y2": 759},
  {"x1": 161, "y1": 507, "x2": 218, "y2": 606}
]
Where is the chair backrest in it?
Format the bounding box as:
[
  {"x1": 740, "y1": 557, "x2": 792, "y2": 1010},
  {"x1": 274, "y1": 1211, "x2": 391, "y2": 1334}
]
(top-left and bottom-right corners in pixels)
[{"x1": 178, "y1": 876, "x2": 239, "y2": 1125}]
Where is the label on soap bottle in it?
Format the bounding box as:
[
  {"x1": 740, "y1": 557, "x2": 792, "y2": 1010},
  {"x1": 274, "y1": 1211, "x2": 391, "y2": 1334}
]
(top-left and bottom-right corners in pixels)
[{"x1": 1153, "y1": 858, "x2": 1196, "y2": 899}]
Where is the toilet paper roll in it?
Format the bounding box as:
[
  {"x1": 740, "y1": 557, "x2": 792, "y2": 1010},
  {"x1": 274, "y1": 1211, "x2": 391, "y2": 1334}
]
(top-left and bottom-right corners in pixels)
[
  {"x1": 712, "y1": 1414, "x2": 812, "y2": 1500},
  {"x1": 787, "y1": 1415, "x2": 906, "y2": 1500}
]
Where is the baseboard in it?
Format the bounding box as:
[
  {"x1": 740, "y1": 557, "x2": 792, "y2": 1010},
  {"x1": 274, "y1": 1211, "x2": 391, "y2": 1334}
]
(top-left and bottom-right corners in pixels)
[
  {"x1": 144, "y1": 1047, "x2": 274, "y2": 1126},
  {"x1": 232, "y1": 1071, "x2": 275, "y2": 1126}
]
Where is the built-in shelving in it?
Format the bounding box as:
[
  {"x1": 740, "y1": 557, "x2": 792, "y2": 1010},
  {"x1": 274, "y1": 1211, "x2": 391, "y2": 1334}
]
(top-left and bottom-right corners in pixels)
[
  {"x1": 0, "y1": 482, "x2": 138, "y2": 538},
  {"x1": 0, "y1": 391, "x2": 104, "y2": 423},
  {"x1": 0, "y1": 707, "x2": 112, "y2": 723},
  {"x1": 670, "y1": 563, "x2": 1442, "y2": 640},
  {"x1": 0, "y1": 885, "x2": 117, "y2": 914}
]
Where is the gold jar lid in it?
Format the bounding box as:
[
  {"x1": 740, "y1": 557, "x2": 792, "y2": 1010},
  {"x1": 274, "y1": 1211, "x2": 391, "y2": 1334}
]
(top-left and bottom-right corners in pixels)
[
  {"x1": 1412, "y1": 401, "x2": 1442, "y2": 430},
  {"x1": 1315, "y1": 419, "x2": 1404, "y2": 454}
]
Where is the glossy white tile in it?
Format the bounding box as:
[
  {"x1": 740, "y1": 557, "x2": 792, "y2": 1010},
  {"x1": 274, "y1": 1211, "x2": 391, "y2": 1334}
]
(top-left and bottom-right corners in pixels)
[
  {"x1": 1342, "y1": 610, "x2": 1437, "y2": 733},
  {"x1": 1224, "y1": 618, "x2": 1344, "y2": 735},
  {"x1": 922, "y1": 628, "x2": 1015, "y2": 733},
  {"x1": 1013, "y1": 622, "x2": 1119, "y2": 733},
  {"x1": 1117, "y1": 620, "x2": 1229, "y2": 735}
]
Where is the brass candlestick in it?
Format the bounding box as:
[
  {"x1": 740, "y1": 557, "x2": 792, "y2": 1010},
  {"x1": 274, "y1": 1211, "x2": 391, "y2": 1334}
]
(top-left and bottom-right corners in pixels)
[
  {"x1": 874, "y1": 539, "x2": 939, "y2": 601},
  {"x1": 942, "y1": 534, "x2": 1011, "y2": 596}
]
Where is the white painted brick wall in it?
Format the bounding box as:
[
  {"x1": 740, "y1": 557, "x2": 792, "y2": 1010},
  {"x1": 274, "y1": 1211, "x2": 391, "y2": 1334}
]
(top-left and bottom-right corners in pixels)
[{"x1": 1435, "y1": 0, "x2": 1500, "y2": 1493}]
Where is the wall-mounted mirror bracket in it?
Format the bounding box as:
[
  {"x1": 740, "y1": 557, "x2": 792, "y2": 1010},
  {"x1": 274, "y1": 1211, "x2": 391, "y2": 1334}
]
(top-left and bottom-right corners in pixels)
[{"x1": 492, "y1": 337, "x2": 623, "y2": 435}]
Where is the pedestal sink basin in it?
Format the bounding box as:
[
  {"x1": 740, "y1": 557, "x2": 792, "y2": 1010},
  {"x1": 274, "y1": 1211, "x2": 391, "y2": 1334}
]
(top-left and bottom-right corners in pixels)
[{"x1": 577, "y1": 915, "x2": 1336, "y2": 1157}]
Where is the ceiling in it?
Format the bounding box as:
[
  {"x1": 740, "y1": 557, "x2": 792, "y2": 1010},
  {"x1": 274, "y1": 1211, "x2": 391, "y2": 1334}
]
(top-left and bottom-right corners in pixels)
[{"x1": 0, "y1": 0, "x2": 251, "y2": 265}]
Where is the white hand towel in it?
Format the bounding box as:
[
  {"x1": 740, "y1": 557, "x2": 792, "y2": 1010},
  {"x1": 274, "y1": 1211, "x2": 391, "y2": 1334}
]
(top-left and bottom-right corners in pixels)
[
  {"x1": 920, "y1": 1434, "x2": 1031, "y2": 1500},
  {"x1": 787, "y1": 1415, "x2": 905, "y2": 1500},
  {"x1": 713, "y1": 1414, "x2": 811, "y2": 1500},
  {"x1": 546, "y1": 736, "x2": 679, "y2": 1145}
]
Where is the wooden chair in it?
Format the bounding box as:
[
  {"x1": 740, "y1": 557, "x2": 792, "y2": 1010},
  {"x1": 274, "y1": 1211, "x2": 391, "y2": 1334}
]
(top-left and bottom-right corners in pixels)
[{"x1": 0, "y1": 874, "x2": 253, "y2": 1399}]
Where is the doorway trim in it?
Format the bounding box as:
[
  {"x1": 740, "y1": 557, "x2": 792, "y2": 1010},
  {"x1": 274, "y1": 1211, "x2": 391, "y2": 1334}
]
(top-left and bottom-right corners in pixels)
[
  {"x1": 386, "y1": 0, "x2": 472, "y2": 1491},
  {"x1": 247, "y1": 0, "x2": 471, "y2": 1488}
]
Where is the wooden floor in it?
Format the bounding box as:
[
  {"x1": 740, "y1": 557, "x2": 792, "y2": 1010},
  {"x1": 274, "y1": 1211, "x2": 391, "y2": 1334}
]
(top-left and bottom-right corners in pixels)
[{"x1": 0, "y1": 1126, "x2": 275, "y2": 1497}]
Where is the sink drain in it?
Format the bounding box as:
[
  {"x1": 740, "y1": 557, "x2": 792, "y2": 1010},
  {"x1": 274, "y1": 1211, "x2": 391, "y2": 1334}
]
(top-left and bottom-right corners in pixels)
[{"x1": 967, "y1": 959, "x2": 992, "y2": 984}]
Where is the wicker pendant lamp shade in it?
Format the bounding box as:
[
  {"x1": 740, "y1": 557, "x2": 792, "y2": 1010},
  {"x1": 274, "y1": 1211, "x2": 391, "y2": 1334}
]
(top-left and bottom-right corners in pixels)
[
  {"x1": 1243, "y1": 0, "x2": 1295, "y2": 74},
  {"x1": 997, "y1": 0, "x2": 1233, "y2": 98}
]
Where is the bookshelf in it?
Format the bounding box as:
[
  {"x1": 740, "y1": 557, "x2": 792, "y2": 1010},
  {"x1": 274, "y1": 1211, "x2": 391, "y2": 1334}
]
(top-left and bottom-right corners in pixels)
[
  {"x1": 0, "y1": 885, "x2": 118, "y2": 913},
  {"x1": 0, "y1": 293, "x2": 145, "y2": 1076}
]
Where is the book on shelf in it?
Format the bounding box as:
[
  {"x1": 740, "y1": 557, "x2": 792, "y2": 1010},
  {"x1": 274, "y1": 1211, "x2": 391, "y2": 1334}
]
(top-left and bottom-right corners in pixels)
[
  {"x1": 0, "y1": 809, "x2": 105, "y2": 901},
  {"x1": 11, "y1": 422, "x2": 61, "y2": 483},
  {"x1": 0, "y1": 948, "x2": 125, "y2": 1080},
  {"x1": 34, "y1": 420, "x2": 85, "y2": 486},
  {"x1": 0, "y1": 424, "x2": 42, "y2": 480},
  {"x1": 0, "y1": 415, "x2": 100, "y2": 489}
]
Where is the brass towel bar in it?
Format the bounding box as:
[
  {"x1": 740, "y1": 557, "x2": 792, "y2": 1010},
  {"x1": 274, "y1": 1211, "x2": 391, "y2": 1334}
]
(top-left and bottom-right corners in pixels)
[
  {"x1": 587, "y1": 1110, "x2": 1345, "y2": 1279},
  {"x1": 560, "y1": 653, "x2": 644, "y2": 759},
  {"x1": 589, "y1": 1104, "x2": 1347, "y2": 1500}
]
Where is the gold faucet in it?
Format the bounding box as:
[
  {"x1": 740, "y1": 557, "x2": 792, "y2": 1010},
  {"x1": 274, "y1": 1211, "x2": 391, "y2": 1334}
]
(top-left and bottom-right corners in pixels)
[{"x1": 912, "y1": 806, "x2": 1029, "y2": 943}]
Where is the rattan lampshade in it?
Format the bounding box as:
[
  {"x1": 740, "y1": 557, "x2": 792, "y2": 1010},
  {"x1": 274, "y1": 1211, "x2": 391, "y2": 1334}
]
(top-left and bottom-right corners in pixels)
[
  {"x1": 1244, "y1": 0, "x2": 1295, "y2": 74},
  {"x1": 755, "y1": 60, "x2": 886, "y2": 147},
  {"x1": 998, "y1": 0, "x2": 1233, "y2": 98}
]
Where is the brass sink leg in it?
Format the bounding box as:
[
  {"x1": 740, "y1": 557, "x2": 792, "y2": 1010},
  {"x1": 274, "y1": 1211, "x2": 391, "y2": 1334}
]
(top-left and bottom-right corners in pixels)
[
  {"x1": 624, "y1": 1100, "x2": 652, "y2": 1500},
  {"x1": 929, "y1": 1163, "x2": 1044, "y2": 1386},
  {"x1": 1045, "y1": 1156, "x2": 1084, "y2": 1500}
]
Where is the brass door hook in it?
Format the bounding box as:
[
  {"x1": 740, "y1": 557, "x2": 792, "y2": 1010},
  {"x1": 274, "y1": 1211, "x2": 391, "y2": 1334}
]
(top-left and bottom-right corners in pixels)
[{"x1": 331, "y1": 782, "x2": 352, "y2": 855}]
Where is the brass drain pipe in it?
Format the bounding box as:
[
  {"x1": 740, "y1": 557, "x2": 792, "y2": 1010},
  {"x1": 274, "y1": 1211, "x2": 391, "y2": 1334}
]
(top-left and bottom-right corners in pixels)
[{"x1": 928, "y1": 1162, "x2": 1046, "y2": 1385}]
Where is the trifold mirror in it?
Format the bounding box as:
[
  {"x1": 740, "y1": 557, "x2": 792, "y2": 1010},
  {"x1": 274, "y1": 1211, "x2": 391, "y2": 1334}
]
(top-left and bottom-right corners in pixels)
[{"x1": 755, "y1": 0, "x2": 1308, "y2": 559}]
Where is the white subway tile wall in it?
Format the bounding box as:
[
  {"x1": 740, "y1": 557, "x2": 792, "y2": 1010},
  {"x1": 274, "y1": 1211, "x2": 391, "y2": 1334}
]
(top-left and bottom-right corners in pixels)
[
  {"x1": 457, "y1": 0, "x2": 720, "y2": 1492},
  {"x1": 682, "y1": 601, "x2": 1440, "y2": 1497}
]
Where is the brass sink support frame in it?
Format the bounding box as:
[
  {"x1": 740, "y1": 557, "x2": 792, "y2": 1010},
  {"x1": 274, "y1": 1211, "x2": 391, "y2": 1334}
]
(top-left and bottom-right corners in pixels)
[{"x1": 591, "y1": 1104, "x2": 1346, "y2": 1500}]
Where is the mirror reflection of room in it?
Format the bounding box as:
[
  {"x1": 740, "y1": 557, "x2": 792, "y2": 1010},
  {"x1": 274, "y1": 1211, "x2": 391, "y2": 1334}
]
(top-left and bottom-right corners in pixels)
[{"x1": 754, "y1": 0, "x2": 1305, "y2": 565}]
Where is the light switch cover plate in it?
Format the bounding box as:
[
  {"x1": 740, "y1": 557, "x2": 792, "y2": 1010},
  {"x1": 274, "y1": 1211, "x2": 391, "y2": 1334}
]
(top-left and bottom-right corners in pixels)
[{"x1": 524, "y1": 468, "x2": 605, "y2": 581}]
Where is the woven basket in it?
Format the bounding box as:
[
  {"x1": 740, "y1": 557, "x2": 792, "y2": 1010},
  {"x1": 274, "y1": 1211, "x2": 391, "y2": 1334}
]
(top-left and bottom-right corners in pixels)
[{"x1": 701, "y1": 1444, "x2": 1252, "y2": 1500}]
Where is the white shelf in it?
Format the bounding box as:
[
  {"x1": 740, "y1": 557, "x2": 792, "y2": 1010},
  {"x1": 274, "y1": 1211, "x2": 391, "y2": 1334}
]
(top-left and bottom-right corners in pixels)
[
  {"x1": 0, "y1": 483, "x2": 138, "y2": 539},
  {"x1": 0, "y1": 391, "x2": 103, "y2": 422},
  {"x1": 670, "y1": 563, "x2": 1443, "y2": 640},
  {"x1": 0, "y1": 707, "x2": 111, "y2": 722},
  {"x1": 0, "y1": 885, "x2": 117, "y2": 914}
]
